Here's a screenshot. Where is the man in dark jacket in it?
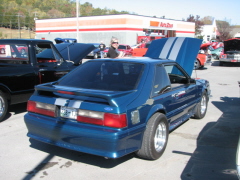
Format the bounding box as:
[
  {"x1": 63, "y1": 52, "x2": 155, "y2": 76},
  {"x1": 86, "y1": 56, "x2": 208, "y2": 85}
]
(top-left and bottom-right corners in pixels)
[{"x1": 99, "y1": 41, "x2": 106, "y2": 58}]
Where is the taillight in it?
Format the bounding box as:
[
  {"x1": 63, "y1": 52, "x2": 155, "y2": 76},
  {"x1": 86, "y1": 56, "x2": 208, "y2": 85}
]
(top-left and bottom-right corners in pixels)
[
  {"x1": 27, "y1": 100, "x2": 56, "y2": 117},
  {"x1": 104, "y1": 113, "x2": 127, "y2": 128},
  {"x1": 77, "y1": 109, "x2": 127, "y2": 128},
  {"x1": 57, "y1": 90, "x2": 75, "y2": 95}
]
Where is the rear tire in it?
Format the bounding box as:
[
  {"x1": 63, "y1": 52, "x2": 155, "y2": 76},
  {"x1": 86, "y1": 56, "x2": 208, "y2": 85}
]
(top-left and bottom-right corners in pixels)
[
  {"x1": 193, "y1": 91, "x2": 208, "y2": 119},
  {"x1": 0, "y1": 91, "x2": 8, "y2": 122},
  {"x1": 136, "y1": 113, "x2": 169, "y2": 160}
]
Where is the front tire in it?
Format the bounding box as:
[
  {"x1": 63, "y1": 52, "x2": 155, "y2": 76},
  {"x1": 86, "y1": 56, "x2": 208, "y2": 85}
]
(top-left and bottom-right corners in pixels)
[
  {"x1": 194, "y1": 59, "x2": 200, "y2": 70},
  {"x1": 0, "y1": 91, "x2": 8, "y2": 122},
  {"x1": 193, "y1": 91, "x2": 208, "y2": 119},
  {"x1": 136, "y1": 113, "x2": 169, "y2": 160}
]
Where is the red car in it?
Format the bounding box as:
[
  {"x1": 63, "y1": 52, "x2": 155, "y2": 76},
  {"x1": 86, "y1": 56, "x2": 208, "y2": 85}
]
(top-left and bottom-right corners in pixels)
[
  {"x1": 0, "y1": 45, "x2": 5, "y2": 54},
  {"x1": 104, "y1": 44, "x2": 133, "y2": 57}
]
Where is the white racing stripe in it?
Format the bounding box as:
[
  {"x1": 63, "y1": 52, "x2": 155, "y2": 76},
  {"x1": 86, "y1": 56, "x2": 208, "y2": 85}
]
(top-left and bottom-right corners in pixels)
[
  {"x1": 168, "y1": 37, "x2": 185, "y2": 60},
  {"x1": 55, "y1": 98, "x2": 69, "y2": 106},
  {"x1": 159, "y1": 37, "x2": 176, "y2": 59},
  {"x1": 54, "y1": 98, "x2": 82, "y2": 108},
  {"x1": 68, "y1": 100, "x2": 82, "y2": 108}
]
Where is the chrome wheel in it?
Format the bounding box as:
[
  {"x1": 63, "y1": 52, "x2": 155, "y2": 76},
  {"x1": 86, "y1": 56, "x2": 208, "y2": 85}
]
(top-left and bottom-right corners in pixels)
[
  {"x1": 154, "y1": 122, "x2": 167, "y2": 152},
  {"x1": 200, "y1": 95, "x2": 207, "y2": 115}
]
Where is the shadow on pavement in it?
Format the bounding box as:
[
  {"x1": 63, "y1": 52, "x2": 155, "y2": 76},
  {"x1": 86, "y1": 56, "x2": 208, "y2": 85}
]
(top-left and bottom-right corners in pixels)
[
  {"x1": 22, "y1": 138, "x2": 135, "y2": 179},
  {"x1": 179, "y1": 97, "x2": 240, "y2": 180}
]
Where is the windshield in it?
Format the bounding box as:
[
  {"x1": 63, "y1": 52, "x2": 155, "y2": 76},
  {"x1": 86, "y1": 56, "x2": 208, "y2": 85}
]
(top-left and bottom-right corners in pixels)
[{"x1": 57, "y1": 61, "x2": 144, "y2": 91}]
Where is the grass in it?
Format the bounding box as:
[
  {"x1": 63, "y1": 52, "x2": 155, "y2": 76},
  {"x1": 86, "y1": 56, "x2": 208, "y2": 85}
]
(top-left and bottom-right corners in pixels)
[{"x1": 0, "y1": 27, "x2": 35, "y2": 39}]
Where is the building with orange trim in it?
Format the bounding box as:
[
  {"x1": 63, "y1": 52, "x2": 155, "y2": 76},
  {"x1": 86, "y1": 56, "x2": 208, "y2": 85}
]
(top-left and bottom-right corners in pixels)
[{"x1": 35, "y1": 14, "x2": 196, "y2": 45}]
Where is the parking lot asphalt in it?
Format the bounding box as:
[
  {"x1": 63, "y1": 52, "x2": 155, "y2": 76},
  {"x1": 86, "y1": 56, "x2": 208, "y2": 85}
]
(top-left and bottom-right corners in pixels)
[{"x1": 0, "y1": 60, "x2": 240, "y2": 180}]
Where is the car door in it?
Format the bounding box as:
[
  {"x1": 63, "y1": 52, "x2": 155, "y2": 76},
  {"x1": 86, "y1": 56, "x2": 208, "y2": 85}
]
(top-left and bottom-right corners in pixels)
[
  {"x1": 0, "y1": 43, "x2": 38, "y2": 104},
  {"x1": 163, "y1": 63, "x2": 197, "y2": 121},
  {"x1": 151, "y1": 63, "x2": 197, "y2": 124}
]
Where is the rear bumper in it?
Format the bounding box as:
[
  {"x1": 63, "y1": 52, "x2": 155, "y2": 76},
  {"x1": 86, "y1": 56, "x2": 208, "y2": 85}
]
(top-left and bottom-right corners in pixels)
[
  {"x1": 24, "y1": 113, "x2": 144, "y2": 158},
  {"x1": 219, "y1": 58, "x2": 240, "y2": 62}
]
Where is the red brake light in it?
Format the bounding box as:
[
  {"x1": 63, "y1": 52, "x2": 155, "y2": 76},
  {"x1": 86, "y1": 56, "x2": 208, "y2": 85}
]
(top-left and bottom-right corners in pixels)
[
  {"x1": 57, "y1": 90, "x2": 75, "y2": 95},
  {"x1": 76, "y1": 110, "x2": 127, "y2": 128},
  {"x1": 104, "y1": 113, "x2": 127, "y2": 128},
  {"x1": 27, "y1": 100, "x2": 56, "y2": 117}
]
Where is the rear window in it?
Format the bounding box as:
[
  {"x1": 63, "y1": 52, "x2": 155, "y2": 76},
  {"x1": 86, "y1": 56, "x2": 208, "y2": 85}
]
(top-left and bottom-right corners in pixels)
[{"x1": 57, "y1": 61, "x2": 144, "y2": 91}]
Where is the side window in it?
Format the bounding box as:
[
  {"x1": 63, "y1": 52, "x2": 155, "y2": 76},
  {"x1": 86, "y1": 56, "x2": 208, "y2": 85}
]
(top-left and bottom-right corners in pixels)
[
  {"x1": 151, "y1": 65, "x2": 171, "y2": 97},
  {"x1": 164, "y1": 64, "x2": 188, "y2": 89},
  {"x1": 0, "y1": 44, "x2": 29, "y2": 64}
]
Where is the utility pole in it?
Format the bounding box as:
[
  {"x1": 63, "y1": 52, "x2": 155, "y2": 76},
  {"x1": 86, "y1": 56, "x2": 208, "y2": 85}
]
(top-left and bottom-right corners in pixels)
[
  {"x1": 76, "y1": 0, "x2": 80, "y2": 42},
  {"x1": 17, "y1": 14, "x2": 21, "y2": 39}
]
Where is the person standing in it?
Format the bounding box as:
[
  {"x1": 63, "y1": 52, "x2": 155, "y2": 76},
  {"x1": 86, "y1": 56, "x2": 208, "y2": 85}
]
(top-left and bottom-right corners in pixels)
[
  {"x1": 99, "y1": 41, "x2": 106, "y2": 58},
  {"x1": 107, "y1": 37, "x2": 124, "y2": 58}
]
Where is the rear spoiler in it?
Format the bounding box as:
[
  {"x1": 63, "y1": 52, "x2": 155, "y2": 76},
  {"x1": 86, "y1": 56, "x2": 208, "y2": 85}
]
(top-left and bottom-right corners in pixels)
[{"x1": 35, "y1": 84, "x2": 137, "y2": 107}]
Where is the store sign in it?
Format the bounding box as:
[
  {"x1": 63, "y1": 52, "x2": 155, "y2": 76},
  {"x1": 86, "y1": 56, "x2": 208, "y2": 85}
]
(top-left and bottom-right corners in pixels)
[{"x1": 150, "y1": 21, "x2": 173, "y2": 28}]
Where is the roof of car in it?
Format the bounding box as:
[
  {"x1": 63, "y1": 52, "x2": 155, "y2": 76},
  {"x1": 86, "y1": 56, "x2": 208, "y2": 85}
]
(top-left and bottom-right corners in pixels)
[
  {"x1": 0, "y1": 39, "x2": 53, "y2": 43},
  {"x1": 87, "y1": 57, "x2": 175, "y2": 65}
]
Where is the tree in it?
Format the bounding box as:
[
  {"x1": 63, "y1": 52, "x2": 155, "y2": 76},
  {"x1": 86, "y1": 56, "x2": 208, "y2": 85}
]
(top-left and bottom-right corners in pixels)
[
  {"x1": 186, "y1": 14, "x2": 204, "y2": 37},
  {"x1": 216, "y1": 19, "x2": 233, "y2": 41},
  {"x1": 201, "y1": 16, "x2": 213, "y2": 25}
]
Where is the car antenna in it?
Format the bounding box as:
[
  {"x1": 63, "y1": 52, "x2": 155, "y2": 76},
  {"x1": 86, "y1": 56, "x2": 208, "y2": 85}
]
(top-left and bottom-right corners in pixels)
[{"x1": 193, "y1": 68, "x2": 198, "y2": 79}]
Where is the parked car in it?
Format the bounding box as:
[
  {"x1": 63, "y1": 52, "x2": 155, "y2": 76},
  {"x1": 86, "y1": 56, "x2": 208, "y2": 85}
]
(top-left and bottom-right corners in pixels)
[
  {"x1": 0, "y1": 45, "x2": 5, "y2": 54},
  {"x1": 54, "y1": 38, "x2": 77, "y2": 44},
  {"x1": 219, "y1": 38, "x2": 240, "y2": 66},
  {"x1": 0, "y1": 39, "x2": 94, "y2": 122},
  {"x1": 24, "y1": 37, "x2": 210, "y2": 160},
  {"x1": 104, "y1": 44, "x2": 133, "y2": 57},
  {"x1": 210, "y1": 47, "x2": 223, "y2": 60},
  {"x1": 195, "y1": 52, "x2": 207, "y2": 70},
  {"x1": 86, "y1": 43, "x2": 105, "y2": 59},
  {"x1": 118, "y1": 44, "x2": 133, "y2": 56}
]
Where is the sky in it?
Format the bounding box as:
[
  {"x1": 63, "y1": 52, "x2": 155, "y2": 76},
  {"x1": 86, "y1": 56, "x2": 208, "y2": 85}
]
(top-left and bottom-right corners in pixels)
[{"x1": 80, "y1": 0, "x2": 240, "y2": 25}]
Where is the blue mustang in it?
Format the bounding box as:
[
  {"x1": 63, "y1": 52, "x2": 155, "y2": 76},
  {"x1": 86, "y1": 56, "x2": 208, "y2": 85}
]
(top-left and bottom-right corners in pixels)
[{"x1": 24, "y1": 37, "x2": 210, "y2": 160}]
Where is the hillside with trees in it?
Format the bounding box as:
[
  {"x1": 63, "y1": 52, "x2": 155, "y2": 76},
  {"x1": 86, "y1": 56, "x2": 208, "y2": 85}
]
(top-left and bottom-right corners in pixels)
[
  {"x1": 0, "y1": 0, "x2": 236, "y2": 40},
  {"x1": 0, "y1": 0, "x2": 129, "y2": 38}
]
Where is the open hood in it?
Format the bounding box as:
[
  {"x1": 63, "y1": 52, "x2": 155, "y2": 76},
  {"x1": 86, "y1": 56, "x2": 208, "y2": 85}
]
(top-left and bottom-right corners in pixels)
[
  {"x1": 145, "y1": 37, "x2": 202, "y2": 76},
  {"x1": 200, "y1": 42, "x2": 211, "y2": 50},
  {"x1": 55, "y1": 43, "x2": 95, "y2": 64},
  {"x1": 223, "y1": 38, "x2": 240, "y2": 52}
]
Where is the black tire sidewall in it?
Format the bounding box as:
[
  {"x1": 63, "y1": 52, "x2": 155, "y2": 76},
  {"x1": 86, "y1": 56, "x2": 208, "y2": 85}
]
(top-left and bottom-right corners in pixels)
[
  {"x1": 194, "y1": 91, "x2": 208, "y2": 119},
  {"x1": 149, "y1": 114, "x2": 169, "y2": 159},
  {"x1": 194, "y1": 59, "x2": 200, "y2": 70},
  {"x1": 0, "y1": 91, "x2": 8, "y2": 122}
]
